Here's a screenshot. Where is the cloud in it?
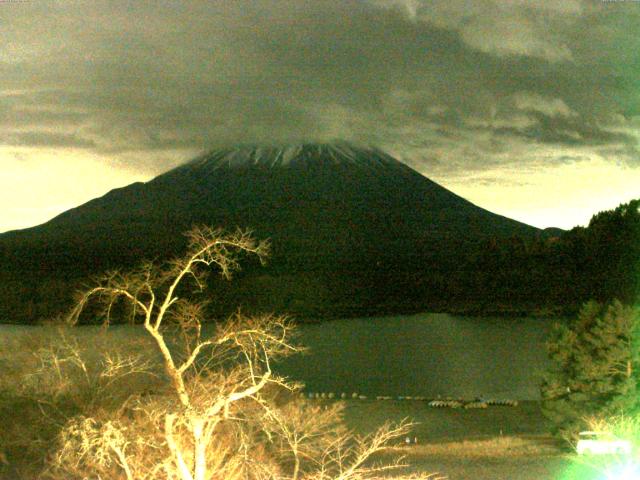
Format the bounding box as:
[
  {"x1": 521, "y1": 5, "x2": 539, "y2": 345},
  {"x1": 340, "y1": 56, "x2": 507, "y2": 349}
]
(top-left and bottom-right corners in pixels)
[
  {"x1": 368, "y1": 0, "x2": 582, "y2": 62},
  {"x1": 3, "y1": 131, "x2": 96, "y2": 149},
  {"x1": 511, "y1": 92, "x2": 575, "y2": 118},
  {"x1": 0, "y1": 0, "x2": 637, "y2": 179}
]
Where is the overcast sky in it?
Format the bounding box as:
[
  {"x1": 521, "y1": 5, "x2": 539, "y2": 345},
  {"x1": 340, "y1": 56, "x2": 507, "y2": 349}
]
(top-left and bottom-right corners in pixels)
[{"x1": 1, "y1": 0, "x2": 639, "y2": 233}]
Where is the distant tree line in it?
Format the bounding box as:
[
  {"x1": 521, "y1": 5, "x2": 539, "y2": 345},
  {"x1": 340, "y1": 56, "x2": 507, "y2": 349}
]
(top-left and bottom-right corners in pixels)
[
  {"x1": 0, "y1": 199, "x2": 638, "y2": 323},
  {"x1": 307, "y1": 198, "x2": 640, "y2": 318},
  {"x1": 464, "y1": 198, "x2": 640, "y2": 314}
]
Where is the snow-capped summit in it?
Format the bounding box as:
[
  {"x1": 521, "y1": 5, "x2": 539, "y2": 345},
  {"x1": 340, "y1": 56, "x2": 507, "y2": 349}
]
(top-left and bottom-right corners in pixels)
[{"x1": 175, "y1": 142, "x2": 403, "y2": 172}]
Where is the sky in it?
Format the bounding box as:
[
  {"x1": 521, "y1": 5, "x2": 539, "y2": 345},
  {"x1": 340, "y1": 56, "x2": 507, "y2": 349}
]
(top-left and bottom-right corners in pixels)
[{"x1": 1, "y1": 0, "x2": 639, "y2": 233}]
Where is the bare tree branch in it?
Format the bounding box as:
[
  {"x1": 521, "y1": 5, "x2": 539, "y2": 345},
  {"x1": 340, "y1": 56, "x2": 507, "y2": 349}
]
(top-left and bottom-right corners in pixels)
[{"x1": 51, "y1": 226, "x2": 436, "y2": 480}]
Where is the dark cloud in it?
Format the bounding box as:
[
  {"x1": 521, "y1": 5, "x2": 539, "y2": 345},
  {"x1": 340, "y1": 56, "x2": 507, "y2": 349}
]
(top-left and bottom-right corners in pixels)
[
  {"x1": 490, "y1": 112, "x2": 638, "y2": 147},
  {"x1": 0, "y1": 0, "x2": 638, "y2": 175},
  {"x1": 2, "y1": 131, "x2": 96, "y2": 149}
]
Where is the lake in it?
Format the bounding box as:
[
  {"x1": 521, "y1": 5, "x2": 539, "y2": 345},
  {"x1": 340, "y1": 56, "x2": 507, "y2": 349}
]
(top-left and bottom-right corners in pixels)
[
  {"x1": 276, "y1": 313, "x2": 555, "y2": 400},
  {"x1": 0, "y1": 313, "x2": 557, "y2": 400}
]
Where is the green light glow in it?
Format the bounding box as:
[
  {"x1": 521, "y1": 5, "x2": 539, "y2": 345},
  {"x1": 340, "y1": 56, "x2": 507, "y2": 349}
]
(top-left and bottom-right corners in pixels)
[
  {"x1": 604, "y1": 461, "x2": 640, "y2": 480},
  {"x1": 559, "y1": 456, "x2": 640, "y2": 480}
]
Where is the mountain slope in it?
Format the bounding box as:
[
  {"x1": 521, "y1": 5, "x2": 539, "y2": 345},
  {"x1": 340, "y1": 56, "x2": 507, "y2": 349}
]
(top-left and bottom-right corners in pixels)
[{"x1": 0, "y1": 142, "x2": 544, "y2": 322}]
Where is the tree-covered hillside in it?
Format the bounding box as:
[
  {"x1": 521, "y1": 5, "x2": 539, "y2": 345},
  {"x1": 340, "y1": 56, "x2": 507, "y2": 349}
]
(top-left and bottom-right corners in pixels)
[{"x1": 0, "y1": 144, "x2": 637, "y2": 324}]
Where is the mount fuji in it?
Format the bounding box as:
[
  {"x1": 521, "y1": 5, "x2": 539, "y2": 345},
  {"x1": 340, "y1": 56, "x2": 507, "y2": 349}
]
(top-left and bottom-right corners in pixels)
[{"x1": 0, "y1": 142, "x2": 544, "y2": 321}]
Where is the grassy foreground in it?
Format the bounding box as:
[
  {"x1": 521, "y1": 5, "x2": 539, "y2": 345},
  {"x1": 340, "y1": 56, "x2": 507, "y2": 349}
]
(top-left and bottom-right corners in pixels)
[{"x1": 339, "y1": 399, "x2": 572, "y2": 479}]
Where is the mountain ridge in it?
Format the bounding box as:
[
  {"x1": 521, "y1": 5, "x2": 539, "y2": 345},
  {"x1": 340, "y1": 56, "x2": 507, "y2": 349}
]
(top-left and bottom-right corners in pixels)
[
  {"x1": 172, "y1": 143, "x2": 401, "y2": 172},
  {"x1": 0, "y1": 142, "x2": 553, "y2": 322},
  {"x1": 3, "y1": 142, "x2": 540, "y2": 243}
]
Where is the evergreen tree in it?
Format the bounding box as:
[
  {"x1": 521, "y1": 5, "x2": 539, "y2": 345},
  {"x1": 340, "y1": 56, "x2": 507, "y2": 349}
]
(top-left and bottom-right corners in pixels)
[{"x1": 541, "y1": 300, "x2": 640, "y2": 440}]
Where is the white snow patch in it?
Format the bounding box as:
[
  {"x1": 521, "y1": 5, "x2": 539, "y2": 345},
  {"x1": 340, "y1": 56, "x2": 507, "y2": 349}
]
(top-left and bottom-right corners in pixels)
[{"x1": 181, "y1": 142, "x2": 400, "y2": 172}]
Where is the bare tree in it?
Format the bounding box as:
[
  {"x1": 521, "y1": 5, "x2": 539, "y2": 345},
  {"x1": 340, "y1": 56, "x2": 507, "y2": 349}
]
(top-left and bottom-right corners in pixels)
[{"x1": 46, "y1": 226, "x2": 440, "y2": 480}]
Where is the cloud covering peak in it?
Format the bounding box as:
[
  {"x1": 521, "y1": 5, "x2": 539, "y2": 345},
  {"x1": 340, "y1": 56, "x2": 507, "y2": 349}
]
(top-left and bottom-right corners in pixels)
[{"x1": 1, "y1": 0, "x2": 639, "y2": 231}]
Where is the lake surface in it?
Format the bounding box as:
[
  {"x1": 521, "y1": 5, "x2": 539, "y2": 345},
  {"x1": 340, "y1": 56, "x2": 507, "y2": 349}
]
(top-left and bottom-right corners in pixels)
[
  {"x1": 275, "y1": 313, "x2": 556, "y2": 400},
  {"x1": 0, "y1": 313, "x2": 557, "y2": 400}
]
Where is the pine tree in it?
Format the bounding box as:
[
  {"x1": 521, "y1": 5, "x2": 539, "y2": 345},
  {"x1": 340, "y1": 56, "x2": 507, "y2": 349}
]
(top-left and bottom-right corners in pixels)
[{"x1": 541, "y1": 300, "x2": 640, "y2": 440}]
